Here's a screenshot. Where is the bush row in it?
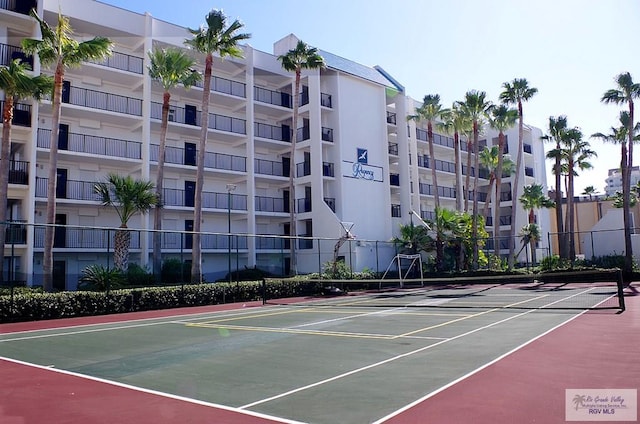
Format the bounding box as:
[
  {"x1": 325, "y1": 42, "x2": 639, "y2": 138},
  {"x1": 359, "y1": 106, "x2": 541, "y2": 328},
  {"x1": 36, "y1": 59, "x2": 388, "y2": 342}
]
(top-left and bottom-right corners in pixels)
[{"x1": 0, "y1": 279, "x2": 315, "y2": 323}]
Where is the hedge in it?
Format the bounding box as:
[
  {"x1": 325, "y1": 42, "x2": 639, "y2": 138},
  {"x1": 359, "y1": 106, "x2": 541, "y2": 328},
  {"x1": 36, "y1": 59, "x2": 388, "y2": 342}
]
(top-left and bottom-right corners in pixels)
[{"x1": 0, "y1": 279, "x2": 315, "y2": 323}]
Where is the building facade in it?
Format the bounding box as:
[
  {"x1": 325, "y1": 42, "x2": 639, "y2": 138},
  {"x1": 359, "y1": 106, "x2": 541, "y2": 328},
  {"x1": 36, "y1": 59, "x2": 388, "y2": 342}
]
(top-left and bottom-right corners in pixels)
[
  {"x1": 1, "y1": 0, "x2": 549, "y2": 288},
  {"x1": 604, "y1": 166, "x2": 640, "y2": 196}
]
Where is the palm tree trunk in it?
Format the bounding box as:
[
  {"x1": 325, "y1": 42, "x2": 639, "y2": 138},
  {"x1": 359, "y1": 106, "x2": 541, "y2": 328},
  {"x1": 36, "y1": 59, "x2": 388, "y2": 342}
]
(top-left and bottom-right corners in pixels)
[
  {"x1": 0, "y1": 99, "x2": 13, "y2": 283},
  {"x1": 623, "y1": 100, "x2": 634, "y2": 274},
  {"x1": 472, "y1": 121, "x2": 480, "y2": 269},
  {"x1": 43, "y1": 61, "x2": 65, "y2": 291},
  {"x1": 508, "y1": 102, "x2": 524, "y2": 269},
  {"x1": 494, "y1": 131, "x2": 505, "y2": 257},
  {"x1": 153, "y1": 91, "x2": 170, "y2": 282},
  {"x1": 528, "y1": 209, "x2": 537, "y2": 264},
  {"x1": 568, "y1": 159, "x2": 576, "y2": 262},
  {"x1": 464, "y1": 137, "x2": 472, "y2": 213},
  {"x1": 483, "y1": 176, "x2": 495, "y2": 219},
  {"x1": 554, "y1": 141, "x2": 566, "y2": 259},
  {"x1": 288, "y1": 69, "x2": 300, "y2": 275},
  {"x1": 114, "y1": 226, "x2": 130, "y2": 271},
  {"x1": 454, "y1": 132, "x2": 463, "y2": 212},
  {"x1": 191, "y1": 53, "x2": 212, "y2": 283}
]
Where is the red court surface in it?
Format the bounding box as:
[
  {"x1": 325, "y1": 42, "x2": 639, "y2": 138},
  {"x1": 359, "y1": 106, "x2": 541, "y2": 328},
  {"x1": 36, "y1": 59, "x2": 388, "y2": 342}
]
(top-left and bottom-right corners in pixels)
[{"x1": 1, "y1": 290, "x2": 638, "y2": 423}]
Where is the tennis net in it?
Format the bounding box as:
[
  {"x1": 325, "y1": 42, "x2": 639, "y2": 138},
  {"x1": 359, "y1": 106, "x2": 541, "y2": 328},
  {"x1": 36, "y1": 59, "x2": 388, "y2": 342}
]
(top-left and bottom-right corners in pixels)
[{"x1": 263, "y1": 270, "x2": 627, "y2": 311}]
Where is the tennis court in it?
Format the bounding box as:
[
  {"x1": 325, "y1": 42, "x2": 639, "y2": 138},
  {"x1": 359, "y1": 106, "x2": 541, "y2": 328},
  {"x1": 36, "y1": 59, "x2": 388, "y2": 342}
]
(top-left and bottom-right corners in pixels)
[{"x1": 1, "y1": 279, "x2": 638, "y2": 423}]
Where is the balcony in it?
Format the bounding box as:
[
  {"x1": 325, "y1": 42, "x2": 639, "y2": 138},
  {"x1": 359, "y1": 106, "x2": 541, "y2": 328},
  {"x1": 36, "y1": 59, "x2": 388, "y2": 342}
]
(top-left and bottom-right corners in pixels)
[
  {"x1": 254, "y1": 86, "x2": 291, "y2": 108},
  {"x1": 321, "y1": 93, "x2": 333, "y2": 108},
  {"x1": 254, "y1": 122, "x2": 290, "y2": 142},
  {"x1": 6, "y1": 160, "x2": 28, "y2": 184},
  {"x1": 150, "y1": 102, "x2": 246, "y2": 135},
  {"x1": 38, "y1": 129, "x2": 142, "y2": 160},
  {"x1": 34, "y1": 227, "x2": 140, "y2": 250},
  {"x1": 386, "y1": 111, "x2": 397, "y2": 125},
  {"x1": 5, "y1": 221, "x2": 26, "y2": 244},
  {"x1": 390, "y1": 173, "x2": 400, "y2": 186},
  {"x1": 86, "y1": 51, "x2": 144, "y2": 74},
  {"x1": 254, "y1": 158, "x2": 286, "y2": 177},
  {"x1": 196, "y1": 75, "x2": 246, "y2": 98},
  {"x1": 524, "y1": 143, "x2": 532, "y2": 154},
  {"x1": 150, "y1": 231, "x2": 248, "y2": 250},
  {"x1": 418, "y1": 183, "x2": 456, "y2": 199},
  {"x1": 296, "y1": 126, "x2": 310, "y2": 142},
  {"x1": 255, "y1": 236, "x2": 285, "y2": 250},
  {"x1": 0, "y1": 42, "x2": 32, "y2": 67},
  {"x1": 255, "y1": 196, "x2": 286, "y2": 212},
  {"x1": 36, "y1": 178, "x2": 99, "y2": 201},
  {"x1": 321, "y1": 127, "x2": 334, "y2": 142},
  {"x1": 388, "y1": 142, "x2": 398, "y2": 156},
  {"x1": 64, "y1": 86, "x2": 142, "y2": 116},
  {"x1": 161, "y1": 188, "x2": 247, "y2": 210},
  {"x1": 322, "y1": 162, "x2": 334, "y2": 177},
  {"x1": 324, "y1": 197, "x2": 335, "y2": 212},
  {"x1": 0, "y1": 0, "x2": 36, "y2": 15},
  {"x1": 150, "y1": 144, "x2": 246, "y2": 172},
  {"x1": 391, "y1": 204, "x2": 402, "y2": 218},
  {"x1": 297, "y1": 198, "x2": 312, "y2": 213},
  {"x1": 296, "y1": 162, "x2": 311, "y2": 177},
  {"x1": 0, "y1": 101, "x2": 31, "y2": 127},
  {"x1": 525, "y1": 167, "x2": 534, "y2": 177}
]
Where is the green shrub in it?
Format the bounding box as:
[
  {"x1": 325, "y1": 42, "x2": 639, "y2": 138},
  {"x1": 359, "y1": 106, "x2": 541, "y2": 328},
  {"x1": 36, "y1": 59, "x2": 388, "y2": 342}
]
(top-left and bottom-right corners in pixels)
[
  {"x1": 161, "y1": 259, "x2": 190, "y2": 284},
  {"x1": 78, "y1": 265, "x2": 125, "y2": 291},
  {"x1": 126, "y1": 263, "x2": 154, "y2": 286}
]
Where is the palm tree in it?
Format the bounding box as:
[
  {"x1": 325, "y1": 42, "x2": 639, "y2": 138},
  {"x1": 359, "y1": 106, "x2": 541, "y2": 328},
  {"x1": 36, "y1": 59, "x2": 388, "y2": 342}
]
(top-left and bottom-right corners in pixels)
[
  {"x1": 148, "y1": 47, "x2": 201, "y2": 282},
  {"x1": 94, "y1": 174, "x2": 158, "y2": 271},
  {"x1": 519, "y1": 184, "x2": 554, "y2": 264},
  {"x1": 499, "y1": 78, "x2": 538, "y2": 269},
  {"x1": 409, "y1": 94, "x2": 448, "y2": 208},
  {"x1": 22, "y1": 10, "x2": 113, "y2": 291},
  {"x1": 488, "y1": 105, "x2": 518, "y2": 256},
  {"x1": 516, "y1": 223, "x2": 541, "y2": 262},
  {"x1": 185, "y1": 9, "x2": 250, "y2": 283},
  {"x1": 457, "y1": 90, "x2": 493, "y2": 269},
  {"x1": 582, "y1": 185, "x2": 597, "y2": 201},
  {"x1": 0, "y1": 59, "x2": 52, "y2": 283},
  {"x1": 601, "y1": 72, "x2": 640, "y2": 275},
  {"x1": 438, "y1": 106, "x2": 469, "y2": 212},
  {"x1": 542, "y1": 116, "x2": 569, "y2": 259},
  {"x1": 561, "y1": 128, "x2": 597, "y2": 261},
  {"x1": 278, "y1": 40, "x2": 325, "y2": 275}
]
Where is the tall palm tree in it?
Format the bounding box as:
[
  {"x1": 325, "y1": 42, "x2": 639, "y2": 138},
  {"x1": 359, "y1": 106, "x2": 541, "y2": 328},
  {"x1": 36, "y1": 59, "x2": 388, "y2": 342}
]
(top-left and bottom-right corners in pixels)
[
  {"x1": 185, "y1": 9, "x2": 250, "y2": 283},
  {"x1": 22, "y1": 10, "x2": 112, "y2": 291},
  {"x1": 438, "y1": 106, "x2": 469, "y2": 212},
  {"x1": 488, "y1": 105, "x2": 518, "y2": 255},
  {"x1": 499, "y1": 78, "x2": 538, "y2": 268},
  {"x1": 457, "y1": 90, "x2": 493, "y2": 269},
  {"x1": 519, "y1": 184, "x2": 554, "y2": 264},
  {"x1": 541, "y1": 116, "x2": 569, "y2": 259},
  {"x1": 148, "y1": 48, "x2": 201, "y2": 281},
  {"x1": 0, "y1": 59, "x2": 52, "y2": 282},
  {"x1": 601, "y1": 72, "x2": 640, "y2": 275},
  {"x1": 278, "y1": 40, "x2": 325, "y2": 275},
  {"x1": 94, "y1": 174, "x2": 158, "y2": 271},
  {"x1": 582, "y1": 185, "x2": 597, "y2": 201},
  {"x1": 561, "y1": 128, "x2": 597, "y2": 261},
  {"x1": 409, "y1": 94, "x2": 448, "y2": 208}
]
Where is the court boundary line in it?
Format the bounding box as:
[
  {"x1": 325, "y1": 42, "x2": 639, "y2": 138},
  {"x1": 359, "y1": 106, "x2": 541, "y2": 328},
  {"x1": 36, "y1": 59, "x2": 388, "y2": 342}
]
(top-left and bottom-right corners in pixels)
[
  {"x1": 0, "y1": 355, "x2": 305, "y2": 424},
  {"x1": 239, "y1": 288, "x2": 594, "y2": 411}
]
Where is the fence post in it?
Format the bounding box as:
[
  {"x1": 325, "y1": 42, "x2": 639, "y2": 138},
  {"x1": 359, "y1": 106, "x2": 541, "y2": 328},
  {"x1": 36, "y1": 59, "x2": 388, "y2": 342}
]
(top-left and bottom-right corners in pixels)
[{"x1": 317, "y1": 238, "x2": 321, "y2": 275}]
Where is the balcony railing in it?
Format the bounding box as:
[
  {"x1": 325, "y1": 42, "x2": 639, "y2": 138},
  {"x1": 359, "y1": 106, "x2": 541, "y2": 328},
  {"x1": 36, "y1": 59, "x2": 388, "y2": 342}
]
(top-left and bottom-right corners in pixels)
[
  {"x1": 296, "y1": 162, "x2": 311, "y2": 177},
  {"x1": 321, "y1": 93, "x2": 333, "y2": 108},
  {"x1": 254, "y1": 86, "x2": 291, "y2": 108},
  {"x1": 162, "y1": 188, "x2": 247, "y2": 210},
  {"x1": 195, "y1": 75, "x2": 246, "y2": 98},
  {"x1": 36, "y1": 178, "x2": 100, "y2": 201},
  {"x1": 150, "y1": 102, "x2": 246, "y2": 134},
  {"x1": 149, "y1": 231, "x2": 248, "y2": 250},
  {"x1": 386, "y1": 111, "x2": 397, "y2": 125},
  {"x1": 0, "y1": 0, "x2": 36, "y2": 15},
  {"x1": 296, "y1": 126, "x2": 310, "y2": 142},
  {"x1": 255, "y1": 236, "x2": 285, "y2": 250},
  {"x1": 419, "y1": 183, "x2": 456, "y2": 199},
  {"x1": 390, "y1": 173, "x2": 400, "y2": 186},
  {"x1": 324, "y1": 197, "x2": 335, "y2": 212},
  {"x1": 388, "y1": 142, "x2": 398, "y2": 155},
  {"x1": 150, "y1": 144, "x2": 246, "y2": 172},
  {"x1": 524, "y1": 143, "x2": 532, "y2": 154},
  {"x1": 34, "y1": 227, "x2": 140, "y2": 249},
  {"x1": 5, "y1": 221, "x2": 27, "y2": 244},
  {"x1": 38, "y1": 129, "x2": 142, "y2": 160},
  {"x1": 65, "y1": 86, "x2": 142, "y2": 116},
  {"x1": 254, "y1": 158, "x2": 286, "y2": 177},
  {"x1": 255, "y1": 196, "x2": 286, "y2": 212},
  {"x1": 254, "y1": 122, "x2": 289, "y2": 142},
  {"x1": 321, "y1": 127, "x2": 334, "y2": 142},
  {"x1": 297, "y1": 198, "x2": 312, "y2": 213},
  {"x1": 6, "y1": 160, "x2": 28, "y2": 184},
  {"x1": 525, "y1": 167, "x2": 535, "y2": 177},
  {"x1": 0, "y1": 101, "x2": 31, "y2": 126},
  {"x1": 391, "y1": 204, "x2": 402, "y2": 218},
  {"x1": 322, "y1": 162, "x2": 334, "y2": 177},
  {"x1": 0, "y1": 42, "x2": 33, "y2": 67},
  {"x1": 86, "y1": 51, "x2": 144, "y2": 74}
]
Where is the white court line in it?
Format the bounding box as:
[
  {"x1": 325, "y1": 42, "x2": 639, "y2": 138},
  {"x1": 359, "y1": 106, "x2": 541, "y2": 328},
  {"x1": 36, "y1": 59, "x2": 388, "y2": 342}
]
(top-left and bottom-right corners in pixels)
[
  {"x1": 239, "y1": 288, "x2": 595, "y2": 410},
  {"x1": 0, "y1": 356, "x2": 304, "y2": 424}
]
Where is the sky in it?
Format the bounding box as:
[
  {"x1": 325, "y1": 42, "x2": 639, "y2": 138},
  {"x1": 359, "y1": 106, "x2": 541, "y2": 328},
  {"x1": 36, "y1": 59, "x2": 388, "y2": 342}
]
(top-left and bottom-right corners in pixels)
[{"x1": 99, "y1": 0, "x2": 640, "y2": 195}]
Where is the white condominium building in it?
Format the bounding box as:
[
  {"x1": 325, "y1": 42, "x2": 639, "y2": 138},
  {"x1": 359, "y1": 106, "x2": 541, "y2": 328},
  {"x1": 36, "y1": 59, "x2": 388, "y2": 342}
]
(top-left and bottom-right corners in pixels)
[{"x1": 0, "y1": 0, "x2": 548, "y2": 288}]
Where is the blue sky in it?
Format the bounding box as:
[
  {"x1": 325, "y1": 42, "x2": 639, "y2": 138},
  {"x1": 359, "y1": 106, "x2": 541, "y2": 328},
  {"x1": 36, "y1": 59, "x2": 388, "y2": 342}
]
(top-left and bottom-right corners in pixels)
[{"x1": 99, "y1": 0, "x2": 639, "y2": 194}]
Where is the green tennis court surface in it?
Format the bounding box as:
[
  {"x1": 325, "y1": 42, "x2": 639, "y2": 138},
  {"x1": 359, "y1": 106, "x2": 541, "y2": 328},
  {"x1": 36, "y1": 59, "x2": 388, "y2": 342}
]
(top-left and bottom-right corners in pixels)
[{"x1": 0, "y1": 291, "x2": 621, "y2": 424}]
